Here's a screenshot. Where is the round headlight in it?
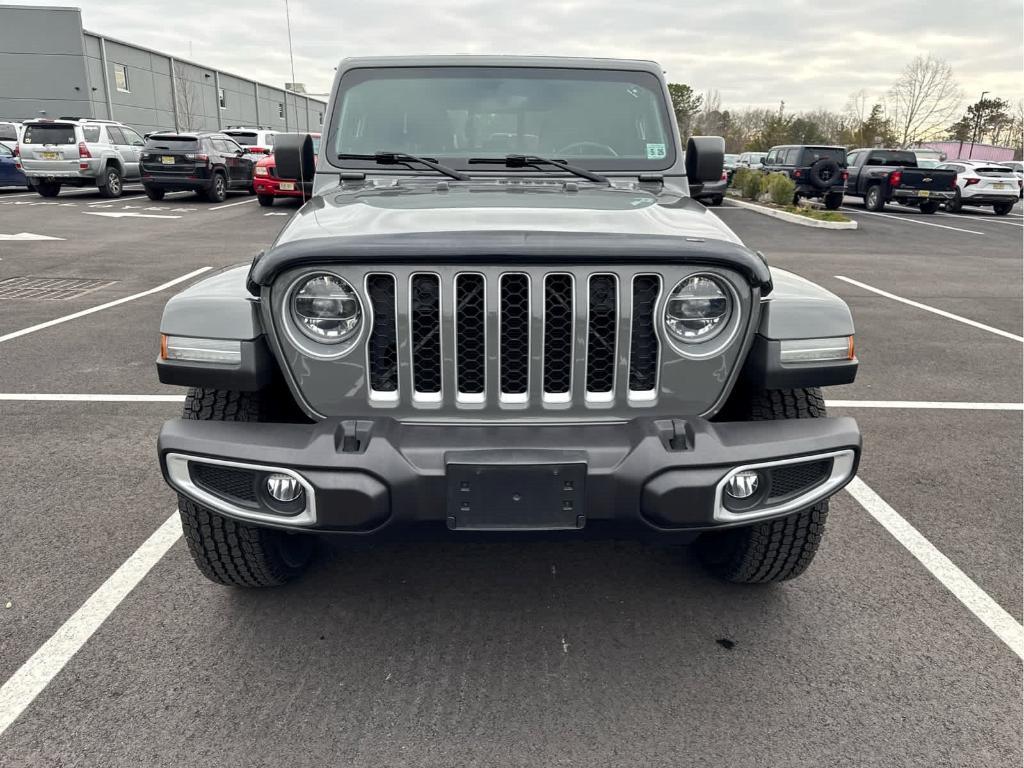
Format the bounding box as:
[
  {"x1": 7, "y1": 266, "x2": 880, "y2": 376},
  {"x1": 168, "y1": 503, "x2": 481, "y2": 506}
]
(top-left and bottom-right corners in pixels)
[
  {"x1": 291, "y1": 274, "x2": 361, "y2": 343},
  {"x1": 665, "y1": 275, "x2": 731, "y2": 343}
]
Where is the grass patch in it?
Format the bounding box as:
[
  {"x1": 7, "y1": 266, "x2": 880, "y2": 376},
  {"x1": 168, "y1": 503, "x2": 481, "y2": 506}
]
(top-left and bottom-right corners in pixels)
[{"x1": 780, "y1": 205, "x2": 849, "y2": 223}]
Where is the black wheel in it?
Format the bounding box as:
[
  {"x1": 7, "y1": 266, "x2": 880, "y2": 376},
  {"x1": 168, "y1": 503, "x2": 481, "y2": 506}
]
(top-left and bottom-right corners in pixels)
[
  {"x1": 708, "y1": 196, "x2": 723, "y2": 207},
  {"x1": 864, "y1": 184, "x2": 885, "y2": 211},
  {"x1": 993, "y1": 202, "x2": 1014, "y2": 216},
  {"x1": 945, "y1": 188, "x2": 962, "y2": 212},
  {"x1": 919, "y1": 200, "x2": 940, "y2": 214},
  {"x1": 144, "y1": 185, "x2": 165, "y2": 201},
  {"x1": 257, "y1": 194, "x2": 275, "y2": 207},
  {"x1": 203, "y1": 172, "x2": 227, "y2": 203},
  {"x1": 823, "y1": 192, "x2": 843, "y2": 210},
  {"x1": 98, "y1": 165, "x2": 123, "y2": 198},
  {"x1": 35, "y1": 181, "x2": 61, "y2": 198},
  {"x1": 696, "y1": 388, "x2": 830, "y2": 584},
  {"x1": 177, "y1": 388, "x2": 315, "y2": 587}
]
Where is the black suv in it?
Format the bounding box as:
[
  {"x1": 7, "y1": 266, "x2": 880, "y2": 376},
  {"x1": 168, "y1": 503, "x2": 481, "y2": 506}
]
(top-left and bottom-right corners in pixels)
[
  {"x1": 762, "y1": 145, "x2": 847, "y2": 209},
  {"x1": 141, "y1": 132, "x2": 256, "y2": 202}
]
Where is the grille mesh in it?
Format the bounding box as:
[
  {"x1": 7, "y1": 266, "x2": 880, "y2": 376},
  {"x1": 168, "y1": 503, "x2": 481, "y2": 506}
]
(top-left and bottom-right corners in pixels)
[
  {"x1": 543, "y1": 274, "x2": 574, "y2": 394},
  {"x1": 500, "y1": 273, "x2": 530, "y2": 395},
  {"x1": 629, "y1": 275, "x2": 661, "y2": 392},
  {"x1": 586, "y1": 275, "x2": 617, "y2": 394},
  {"x1": 191, "y1": 464, "x2": 258, "y2": 503},
  {"x1": 768, "y1": 460, "x2": 832, "y2": 499},
  {"x1": 410, "y1": 274, "x2": 442, "y2": 394},
  {"x1": 455, "y1": 274, "x2": 486, "y2": 395},
  {"x1": 366, "y1": 274, "x2": 398, "y2": 393}
]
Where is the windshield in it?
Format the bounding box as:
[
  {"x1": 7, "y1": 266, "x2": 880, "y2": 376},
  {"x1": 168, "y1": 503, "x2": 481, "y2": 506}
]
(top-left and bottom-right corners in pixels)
[{"x1": 328, "y1": 67, "x2": 675, "y2": 173}]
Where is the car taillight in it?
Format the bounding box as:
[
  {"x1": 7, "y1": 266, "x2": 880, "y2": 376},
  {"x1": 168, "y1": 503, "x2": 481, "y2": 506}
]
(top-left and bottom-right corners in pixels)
[
  {"x1": 841, "y1": 171, "x2": 848, "y2": 182},
  {"x1": 78, "y1": 142, "x2": 91, "y2": 159},
  {"x1": 889, "y1": 170, "x2": 902, "y2": 187},
  {"x1": 185, "y1": 153, "x2": 209, "y2": 165},
  {"x1": 965, "y1": 177, "x2": 981, "y2": 186},
  {"x1": 793, "y1": 169, "x2": 802, "y2": 178},
  {"x1": 720, "y1": 171, "x2": 727, "y2": 181}
]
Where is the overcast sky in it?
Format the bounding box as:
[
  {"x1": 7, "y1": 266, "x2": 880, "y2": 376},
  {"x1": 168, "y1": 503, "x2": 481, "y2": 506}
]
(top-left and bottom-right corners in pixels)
[{"x1": 26, "y1": 0, "x2": 1024, "y2": 112}]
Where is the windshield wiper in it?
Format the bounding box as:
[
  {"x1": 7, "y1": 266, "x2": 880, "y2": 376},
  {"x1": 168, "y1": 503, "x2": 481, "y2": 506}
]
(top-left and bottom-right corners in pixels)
[
  {"x1": 468, "y1": 154, "x2": 610, "y2": 185},
  {"x1": 338, "y1": 152, "x2": 469, "y2": 181}
]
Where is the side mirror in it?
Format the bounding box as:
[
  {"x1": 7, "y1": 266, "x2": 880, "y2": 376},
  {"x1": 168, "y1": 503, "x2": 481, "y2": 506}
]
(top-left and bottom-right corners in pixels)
[
  {"x1": 759, "y1": 157, "x2": 766, "y2": 165},
  {"x1": 685, "y1": 136, "x2": 725, "y2": 184},
  {"x1": 275, "y1": 133, "x2": 316, "y2": 182}
]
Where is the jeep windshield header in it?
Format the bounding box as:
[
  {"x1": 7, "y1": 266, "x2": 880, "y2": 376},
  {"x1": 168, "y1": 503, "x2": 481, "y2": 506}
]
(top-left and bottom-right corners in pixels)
[{"x1": 326, "y1": 66, "x2": 676, "y2": 174}]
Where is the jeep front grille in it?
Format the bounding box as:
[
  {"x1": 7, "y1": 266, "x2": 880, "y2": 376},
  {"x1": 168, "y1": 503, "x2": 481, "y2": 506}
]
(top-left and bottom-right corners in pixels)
[{"x1": 363, "y1": 269, "x2": 665, "y2": 410}]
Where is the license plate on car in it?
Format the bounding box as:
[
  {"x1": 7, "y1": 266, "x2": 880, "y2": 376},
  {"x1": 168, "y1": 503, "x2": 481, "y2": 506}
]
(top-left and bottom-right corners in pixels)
[
  {"x1": 279, "y1": 182, "x2": 295, "y2": 191},
  {"x1": 993, "y1": 183, "x2": 1007, "y2": 190},
  {"x1": 161, "y1": 156, "x2": 174, "y2": 164},
  {"x1": 41, "y1": 151, "x2": 59, "y2": 160},
  {"x1": 919, "y1": 190, "x2": 930, "y2": 197},
  {"x1": 446, "y1": 460, "x2": 586, "y2": 530}
]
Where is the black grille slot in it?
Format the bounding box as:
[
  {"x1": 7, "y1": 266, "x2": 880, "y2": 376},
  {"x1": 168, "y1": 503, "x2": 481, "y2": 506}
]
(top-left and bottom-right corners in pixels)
[
  {"x1": 455, "y1": 274, "x2": 486, "y2": 395},
  {"x1": 586, "y1": 275, "x2": 617, "y2": 394},
  {"x1": 366, "y1": 274, "x2": 398, "y2": 393},
  {"x1": 500, "y1": 273, "x2": 530, "y2": 396},
  {"x1": 768, "y1": 460, "x2": 832, "y2": 500},
  {"x1": 190, "y1": 463, "x2": 258, "y2": 504},
  {"x1": 629, "y1": 275, "x2": 661, "y2": 392},
  {"x1": 543, "y1": 274, "x2": 574, "y2": 394},
  {"x1": 410, "y1": 274, "x2": 442, "y2": 394}
]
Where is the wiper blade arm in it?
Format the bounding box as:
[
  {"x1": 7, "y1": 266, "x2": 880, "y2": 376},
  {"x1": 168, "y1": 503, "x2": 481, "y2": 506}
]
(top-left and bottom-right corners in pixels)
[
  {"x1": 468, "y1": 154, "x2": 610, "y2": 185},
  {"x1": 338, "y1": 152, "x2": 469, "y2": 181}
]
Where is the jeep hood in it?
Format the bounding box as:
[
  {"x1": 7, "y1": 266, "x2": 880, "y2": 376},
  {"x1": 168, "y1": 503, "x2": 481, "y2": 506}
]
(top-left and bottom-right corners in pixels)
[{"x1": 247, "y1": 181, "x2": 772, "y2": 292}]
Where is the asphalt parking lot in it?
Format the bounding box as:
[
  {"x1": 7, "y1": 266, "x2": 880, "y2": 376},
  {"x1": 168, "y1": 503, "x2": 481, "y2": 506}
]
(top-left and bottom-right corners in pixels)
[{"x1": 0, "y1": 185, "x2": 1020, "y2": 766}]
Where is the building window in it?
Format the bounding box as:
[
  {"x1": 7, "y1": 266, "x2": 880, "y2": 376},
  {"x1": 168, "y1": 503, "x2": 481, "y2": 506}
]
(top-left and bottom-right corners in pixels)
[
  {"x1": 318, "y1": 112, "x2": 323, "y2": 125},
  {"x1": 218, "y1": 88, "x2": 226, "y2": 109},
  {"x1": 114, "y1": 64, "x2": 129, "y2": 93},
  {"x1": 278, "y1": 102, "x2": 284, "y2": 118}
]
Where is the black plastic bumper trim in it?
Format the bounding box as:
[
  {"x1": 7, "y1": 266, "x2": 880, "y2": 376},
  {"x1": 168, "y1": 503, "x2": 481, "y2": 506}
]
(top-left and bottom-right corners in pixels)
[
  {"x1": 739, "y1": 335, "x2": 857, "y2": 390},
  {"x1": 156, "y1": 337, "x2": 274, "y2": 392}
]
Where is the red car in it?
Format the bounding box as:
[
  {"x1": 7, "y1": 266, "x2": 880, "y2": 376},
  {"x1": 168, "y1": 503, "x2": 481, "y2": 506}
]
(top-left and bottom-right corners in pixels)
[{"x1": 254, "y1": 133, "x2": 320, "y2": 206}]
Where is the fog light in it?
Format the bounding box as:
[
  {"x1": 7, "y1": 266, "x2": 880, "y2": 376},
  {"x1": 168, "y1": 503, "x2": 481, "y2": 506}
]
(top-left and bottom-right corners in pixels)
[
  {"x1": 726, "y1": 470, "x2": 760, "y2": 499},
  {"x1": 266, "y1": 473, "x2": 302, "y2": 503}
]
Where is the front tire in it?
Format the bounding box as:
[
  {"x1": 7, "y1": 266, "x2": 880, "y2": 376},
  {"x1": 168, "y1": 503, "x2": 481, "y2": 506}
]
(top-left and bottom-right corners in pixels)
[
  {"x1": 98, "y1": 165, "x2": 123, "y2": 198},
  {"x1": 696, "y1": 388, "x2": 830, "y2": 583},
  {"x1": 993, "y1": 202, "x2": 1014, "y2": 216},
  {"x1": 919, "y1": 200, "x2": 940, "y2": 214},
  {"x1": 864, "y1": 184, "x2": 885, "y2": 211},
  {"x1": 177, "y1": 388, "x2": 315, "y2": 587},
  {"x1": 203, "y1": 172, "x2": 227, "y2": 203}
]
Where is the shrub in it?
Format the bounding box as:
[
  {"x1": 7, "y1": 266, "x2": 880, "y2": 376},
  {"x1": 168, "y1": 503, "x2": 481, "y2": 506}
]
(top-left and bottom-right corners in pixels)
[
  {"x1": 730, "y1": 167, "x2": 750, "y2": 190},
  {"x1": 742, "y1": 170, "x2": 764, "y2": 200},
  {"x1": 766, "y1": 172, "x2": 796, "y2": 206}
]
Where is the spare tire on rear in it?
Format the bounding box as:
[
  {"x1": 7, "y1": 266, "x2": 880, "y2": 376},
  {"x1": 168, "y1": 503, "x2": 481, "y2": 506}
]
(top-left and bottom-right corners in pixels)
[{"x1": 808, "y1": 158, "x2": 841, "y2": 190}]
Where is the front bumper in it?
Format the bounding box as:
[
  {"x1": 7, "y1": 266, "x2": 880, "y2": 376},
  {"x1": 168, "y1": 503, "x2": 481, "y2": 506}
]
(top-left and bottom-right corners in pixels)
[
  {"x1": 159, "y1": 415, "x2": 861, "y2": 536},
  {"x1": 254, "y1": 176, "x2": 304, "y2": 197}
]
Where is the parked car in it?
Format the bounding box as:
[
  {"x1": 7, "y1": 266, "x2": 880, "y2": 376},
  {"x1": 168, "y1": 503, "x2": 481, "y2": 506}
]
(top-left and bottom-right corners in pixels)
[
  {"x1": 141, "y1": 132, "x2": 256, "y2": 203},
  {"x1": 735, "y1": 151, "x2": 766, "y2": 169},
  {"x1": 0, "y1": 120, "x2": 23, "y2": 144},
  {"x1": 155, "y1": 56, "x2": 861, "y2": 589},
  {"x1": 254, "y1": 133, "x2": 321, "y2": 206},
  {"x1": 937, "y1": 160, "x2": 1020, "y2": 215},
  {"x1": 723, "y1": 153, "x2": 739, "y2": 183},
  {"x1": 999, "y1": 161, "x2": 1023, "y2": 198},
  {"x1": 762, "y1": 145, "x2": 847, "y2": 209},
  {"x1": 19, "y1": 118, "x2": 146, "y2": 197},
  {"x1": 844, "y1": 148, "x2": 957, "y2": 213},
  {"x1": 0, "y1": 141, "x2": 29, "y2": 188},
  {"x1": 692, "y1": 167, "x2": 727, "y2": 206},
  {"x1": 223, "y1": 127, "x2": 278, "y2": 155}
]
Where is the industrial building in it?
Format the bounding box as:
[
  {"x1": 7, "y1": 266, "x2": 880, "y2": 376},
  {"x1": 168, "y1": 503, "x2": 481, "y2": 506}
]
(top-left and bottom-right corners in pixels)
[{"x1": 0, "y1": 4, "x2": 326, "y2": 135}]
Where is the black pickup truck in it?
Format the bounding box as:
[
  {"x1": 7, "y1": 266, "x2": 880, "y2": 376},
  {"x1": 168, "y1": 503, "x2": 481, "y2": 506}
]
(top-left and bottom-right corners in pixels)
[{"x1": 845, "y1": 148, "x2": 957, "y2": 214}]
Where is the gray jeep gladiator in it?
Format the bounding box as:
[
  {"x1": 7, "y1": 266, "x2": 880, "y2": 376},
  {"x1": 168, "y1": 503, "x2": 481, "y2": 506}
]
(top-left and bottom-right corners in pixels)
[{"x1": 156, "y1": 56, "x2": 861, "y2": 588}]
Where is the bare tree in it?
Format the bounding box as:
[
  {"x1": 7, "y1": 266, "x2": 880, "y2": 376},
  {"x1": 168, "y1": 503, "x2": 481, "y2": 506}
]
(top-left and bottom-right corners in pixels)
[
  {"x1": 173, "y1": 63, "x2": 202, "y2": 132},
  {"x1": 887, "y1": 55, "x2": 962, "y2": 147},
  {"x1": 844, "y1": 89, "x2": 870, "y2": 126}
]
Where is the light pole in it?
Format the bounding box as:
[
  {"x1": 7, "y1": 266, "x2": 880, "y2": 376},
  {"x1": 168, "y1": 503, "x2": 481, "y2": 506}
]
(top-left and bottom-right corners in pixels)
[
  {"x1": 284, "y1": 0, "x2": 296, "y2": 131},
  {"x1": 968, "y1": 90, "x2": 988, "y2": 159}
]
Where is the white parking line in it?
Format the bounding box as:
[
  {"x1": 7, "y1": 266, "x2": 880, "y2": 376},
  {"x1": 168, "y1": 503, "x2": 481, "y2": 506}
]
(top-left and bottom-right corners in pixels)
[
  {"x1": 209, "y1": 198, "x2": 257, "y2": 211},
  {"x1": 827, "y1": 400, "x2": 1023, "y2": 410},
  {"x1": 846, "y1": 477, "x2": 1024, "y2": 659},
  {"x1": 841, "y1": 207, "x2": 986, "y2": 236},
  {"x1": 0, "y1": 511, "x2": 182, "y2": 738},
  {"x1": 834, "y1": 275, "x2": 1024, "y2": 343},
  {"x1": 0, "y1": 393, "x2": 185, "y2": 402},
  {"x1": 0, "y1": 267, "x2": 211, "y2": 344},
  {"x1": 935, "y1": 212, "x2": 1023, "y2": 227}
]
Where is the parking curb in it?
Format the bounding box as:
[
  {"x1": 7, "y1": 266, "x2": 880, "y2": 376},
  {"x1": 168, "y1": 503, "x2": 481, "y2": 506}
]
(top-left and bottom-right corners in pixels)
[{"x1": 723, "y1": 197, "x2": 858, "y2": 230}]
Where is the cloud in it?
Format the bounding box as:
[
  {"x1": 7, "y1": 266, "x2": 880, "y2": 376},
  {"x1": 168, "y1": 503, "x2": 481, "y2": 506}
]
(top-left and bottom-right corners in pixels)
[{"x1": 17, "y1": 0, "x2": 1024, "y2": 111}]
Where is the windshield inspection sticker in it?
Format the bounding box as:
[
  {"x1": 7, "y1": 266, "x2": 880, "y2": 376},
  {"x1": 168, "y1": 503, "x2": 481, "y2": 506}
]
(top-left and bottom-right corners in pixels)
[{"x1": 646, "y1": 143, "x2": 666, "y2": 160}]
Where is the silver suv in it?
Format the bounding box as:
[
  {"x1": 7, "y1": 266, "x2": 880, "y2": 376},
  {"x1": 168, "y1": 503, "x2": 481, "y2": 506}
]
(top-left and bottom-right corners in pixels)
[{"x1": 19, "y1": 118, "x2": 145, "y2": 198}]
